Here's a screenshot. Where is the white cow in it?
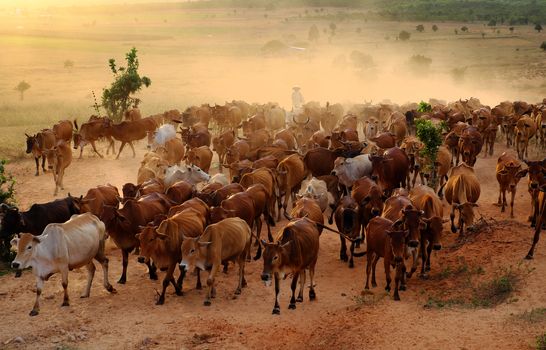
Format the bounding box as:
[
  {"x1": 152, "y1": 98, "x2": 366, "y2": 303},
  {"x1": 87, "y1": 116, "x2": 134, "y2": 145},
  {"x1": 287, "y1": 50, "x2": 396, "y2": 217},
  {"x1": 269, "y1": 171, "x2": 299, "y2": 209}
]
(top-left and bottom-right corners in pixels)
[
  {"x1": 164, "y1": 165, "x2": 210, "y2": 187},
  {"x1": 297, "y1": 177, "x2": 334, "y2": 212},
  {"x1": 11, "y1": 213, "x2": 115, "y2": 316},
  {"x1": 331, "y1": 155, "x2": 373, "y2": 190}
]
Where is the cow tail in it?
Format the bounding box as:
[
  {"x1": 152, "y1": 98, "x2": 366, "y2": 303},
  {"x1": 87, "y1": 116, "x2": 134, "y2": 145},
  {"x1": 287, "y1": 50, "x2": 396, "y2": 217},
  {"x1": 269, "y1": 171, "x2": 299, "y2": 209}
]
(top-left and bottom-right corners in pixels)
[{"x1": 253, "y1": 243, "x2": 262, "y2": 261}]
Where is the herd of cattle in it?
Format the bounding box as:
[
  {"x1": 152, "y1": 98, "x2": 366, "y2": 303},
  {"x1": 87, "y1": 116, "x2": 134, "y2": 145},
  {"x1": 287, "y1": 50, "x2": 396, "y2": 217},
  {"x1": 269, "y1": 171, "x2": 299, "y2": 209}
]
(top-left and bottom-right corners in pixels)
[{"x1": 5, "y1": 97, "x2": 546, "y2": 316}]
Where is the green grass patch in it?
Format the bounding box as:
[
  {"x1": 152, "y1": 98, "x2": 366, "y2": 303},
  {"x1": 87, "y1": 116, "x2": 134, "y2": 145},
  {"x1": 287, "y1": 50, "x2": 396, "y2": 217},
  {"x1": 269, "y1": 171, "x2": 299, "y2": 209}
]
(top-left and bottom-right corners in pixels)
[
  {"x1": 537, "y1": 333, "x2": 546, "y2": 350},
  {"x1": 471, "y1": 267, "x2": 520, "y2": 307}
]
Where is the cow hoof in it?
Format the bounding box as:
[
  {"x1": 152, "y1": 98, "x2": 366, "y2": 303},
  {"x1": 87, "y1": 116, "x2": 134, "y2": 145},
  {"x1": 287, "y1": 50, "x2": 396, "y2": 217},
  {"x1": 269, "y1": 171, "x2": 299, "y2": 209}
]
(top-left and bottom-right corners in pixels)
[
  {"x1": 29, "y1": 310, "x2": 39, "y2": 317},
  {"x1": 420, "y1": 273, "x2": 429, "y2": 280},
  {"x1": 394, "y1": 295, "x2": 401, "y2": 301},
  {"x1": 425, "y1": 266, "x2": 431, "y2": 272},
  {"x1": 399, "y1": 285, "x2": 407, "y2": 291},
  {"x1": 156, "y1": 298, "x2": 165, "y2": 305},
  {"x1": 349, "y1": 261, "x2": 354, "y2": 268},
  {"x1": 340, "y1": 254, "x2": 348, "y2": 262},
  {"x1": 80, "y1": 294, "x2": 90, "y2": 299},
  {"x1": 371, "y1": 282, "x2": 377, "y2": 288},
  {"x1": 296, "y1": 296, "x2": 303, "y2": 302},
  {"x1": 272, "y1": 308, "x2": 280, "y2": 315},
  {"x1": 288, "y1": 303, "x2": 296, "y2": 310},
  {"x1": 61, "y1": 301, "x2": 69, "y2": 307},
  {"x1": 149, "y1": 274, "x2": 158, "y2": 281},
  {"x1": 15, "y1": 271, "x2": 22, "y2": 278},
  {"x1": 309, "y1": 290, "x2": 316, "y2": 300},
  {"x1": 106, "y1": 285, "x2": 117, "y2": 293},
  {"x1": 35, "y1": 173, "x2": 39, "y2": 177},
  {"x1": 175, "y1": 290, "x2": 183, "y2": 296},
  {"x1": 204, "y1": 300, "x2": 211, "y2": 306},
  {"x1": 234, "y1": 289, "x2": 241, "y2": 295},
  {"x1": 196, "y1": 283, "x2": 202, "y2": 290},
  {"x1": 525, "y1": 254, "x2": 534, "y2": 260},
  {"x1": 385, "y1": 286, "x2": 391, "y2": 292},
  {"x1": 451, "y1": 226, "x2": 457, "y2": 233},
  {"x1": 117, "y1": 279, "x2": 126, "y2": 285}
]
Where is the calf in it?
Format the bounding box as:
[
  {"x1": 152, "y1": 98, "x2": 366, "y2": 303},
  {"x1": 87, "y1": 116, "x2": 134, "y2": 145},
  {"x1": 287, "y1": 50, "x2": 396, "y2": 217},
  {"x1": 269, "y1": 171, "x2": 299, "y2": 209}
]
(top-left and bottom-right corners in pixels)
[
  {"x1": 47, "y1": 141, "x2": 73, "y2": 196},
  {"x1": 164, "y1": 165, "x2": 210, "y2": 187},
  {"x1": 364, "y1": 217, "x2": 408, "y2": 301},
  {"x1": 180, "y1": 217, "x2": 251, "y2": 306},
  {"x1": 333, "y1": 195, "x2": 362, "y2": 268},
  {"x1": 75, "y1": 184, "x2": 119, "y2": 219},
  {"x1": 370, "y1": 147, "x2": 410, "y2": 195},
  {"x1": 25, "y1": 129, "x2": 55, "y2": 176},
  {"x1": 185, "y1": 146, "x2": 213, "y2": 173},
  {"x1": 351, "y1": 176, "x2": 384, "y2": 241},
  {"x1": 515, "y1": 116, "x2": 537, "y2": 160},
  {"x1": 444, "y1": 163, "x2": 481, "y2": 237},
  {"x1": 261, "y1": 217, "x2": 320, "y2": 314},
  {"x1": 73, "y1": 117, "x2": 115, "y2": 159},
  {"x1": 525, "y1": 159, "x2": 546, "y2": 227},
  {"x1": 297, "y1": 177, "x2": 334, "y2": 213},
  {"x1": 495, "y1": 152, "x2": 528, "y2": 218},
  {"x1": 290, "y1": 197, "x2": 324, "y2": 233},
  {"x1": 11, "y1": 213, "x2": 115, "y2": 316}
]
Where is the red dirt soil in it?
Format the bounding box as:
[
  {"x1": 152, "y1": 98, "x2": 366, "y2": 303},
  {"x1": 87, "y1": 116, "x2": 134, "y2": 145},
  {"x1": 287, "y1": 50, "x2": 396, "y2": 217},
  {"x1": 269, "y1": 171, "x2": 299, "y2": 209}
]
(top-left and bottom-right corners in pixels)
[{"x1": 0, "y1": 141, "x2": 545, "y2": 350}]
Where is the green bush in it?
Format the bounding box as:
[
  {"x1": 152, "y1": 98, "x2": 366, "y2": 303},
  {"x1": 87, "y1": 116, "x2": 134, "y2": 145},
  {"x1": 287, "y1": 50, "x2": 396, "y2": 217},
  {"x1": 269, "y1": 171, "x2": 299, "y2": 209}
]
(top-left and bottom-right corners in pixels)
[
  {"x1": 101, "y1": 47, "x2": 151, "y2": 122},
  {"x1": 0, "y1": 159, "x2": 16, "y2": 262},
  {"x1": 541, "y1": 41, "x2": 546, "y2": 51},
  {"x1": 398, "y1": 30, "x2": 411, "y2": 41},
  {"x1": 536, "y1": 333, "x2": 546, "y2": 350},
  {"x1": 415, "y1": 118, "x2": 443, "y2": 186}
]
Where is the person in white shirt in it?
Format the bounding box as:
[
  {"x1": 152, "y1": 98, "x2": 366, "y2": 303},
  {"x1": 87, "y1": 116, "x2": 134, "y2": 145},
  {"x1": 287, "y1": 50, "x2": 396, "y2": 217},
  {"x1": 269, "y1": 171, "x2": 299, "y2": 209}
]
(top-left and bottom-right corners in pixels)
[{"x1": 291, "y1": 86, "x2": 304, "y2": 112}]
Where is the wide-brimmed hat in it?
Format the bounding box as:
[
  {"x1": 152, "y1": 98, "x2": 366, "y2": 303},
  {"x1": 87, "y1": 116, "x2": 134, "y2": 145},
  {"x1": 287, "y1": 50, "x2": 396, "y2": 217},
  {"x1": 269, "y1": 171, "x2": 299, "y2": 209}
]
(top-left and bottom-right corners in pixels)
[{"x1": 293, "y1": 86, "x2": 300, "y2": 90}]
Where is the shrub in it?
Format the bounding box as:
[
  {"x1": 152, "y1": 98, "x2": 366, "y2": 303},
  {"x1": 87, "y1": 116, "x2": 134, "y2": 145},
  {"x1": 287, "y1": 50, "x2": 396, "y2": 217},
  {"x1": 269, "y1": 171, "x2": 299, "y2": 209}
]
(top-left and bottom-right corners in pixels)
[
  {"x1": 349, "y1": 50, "x2": 373, "y2": 69},
  {"x1": 537, "y1": 333, "x2": 546, "y2": 350},
  {"x1": 415, "y1": 118, "x2": 442, "y2": 187},
  {"x1": 432, "y1": 24, "x2": 438, "y2": 32},
  {"x1": 14, "y1": 81, "x2": 30, "y2": 101},
  {"x1": 416, "y1": 24, "x2": 424, "y2": 32},
  {"x1": 541, "y1": 41, "x2": 546, "y2": 51},
  {"x1": 408, "y1": 54, "x2": 432, "y2": 70},
  {"x1": 461, "y1": 26, "x2": 469, "y2": 32},
  {"x1": 101, "y1": 47, "x2": 151, "y2": 122},
  {"x1": 261, "y1": 40, "x2": 288, "y2": 55},
  {"x1": 398, "y1": 30, "x2": 411, "y2": 41},
  {"x1": 535, "y1": 24, "x2": 543, "y2": 33},
  {"x1": 0, "y1": 159, "x2": 16, "y2": 262},
  {"x1": 487, "y1": 19, "x2": 497, "y2": 26}
]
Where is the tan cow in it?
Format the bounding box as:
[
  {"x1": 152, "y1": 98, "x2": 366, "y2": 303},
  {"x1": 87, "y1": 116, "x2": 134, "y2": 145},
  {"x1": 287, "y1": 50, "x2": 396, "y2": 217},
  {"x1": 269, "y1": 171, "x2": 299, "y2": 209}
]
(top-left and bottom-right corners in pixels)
[
  {"x1": 185, "y1": 146, "x2": 213, "y2": 173},
  {"x1": 515, "y1": 115, "x2": 537, "y2": 160},
  {"x1": 180, "y1": 217, "x2": 251, "y2": 306},
  {"x1": 276, "y1": 154, "x2": 307, "y2": 220},
  {"x1": 47, "y1": 141, "x2": 72, "y2": 196},
  {"x1": 495, "y1": 152, "x2": 528, "y2": 218},
  {"x1": 444, "y1": 163, "x2": 481, "y2": 237}
]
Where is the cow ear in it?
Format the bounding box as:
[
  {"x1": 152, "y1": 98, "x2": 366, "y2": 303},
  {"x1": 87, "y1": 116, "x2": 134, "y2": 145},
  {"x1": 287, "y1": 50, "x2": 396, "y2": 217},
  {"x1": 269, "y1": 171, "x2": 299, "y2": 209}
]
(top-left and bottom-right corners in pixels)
[
  {"x1": 199, "y1": 241, "x2": 212, "y2": 246},
  {"x1": 280, "y1": 241, "x2": 291, "y2": 248},
  {"x1": 32, "y1": 237, "x2": 41, "y2": 244},
  {"x1": 419, "y1": 221, "x2": 427, "y2": 230},
  {"x1": 516, "y1": 169, "x2": 528, "y2": 178},
  {"x1": 471, "y1": 203, "x2": 479, "y2": 207},
  {"x1": 497, "y1": 169, "x2": 508, "y2": 176},
  {"x1": 157, "y1": 233, "x2": 168, "y2": 240},
  {"x1": 135, "y1": 233, "x2": 141, "y2": 240},
  {"x1": 10, "y1": 237, "x2": 18, "y2": 248},
  {"x1": 261, "y1": 239, "x2": 269, "y2": 246}
]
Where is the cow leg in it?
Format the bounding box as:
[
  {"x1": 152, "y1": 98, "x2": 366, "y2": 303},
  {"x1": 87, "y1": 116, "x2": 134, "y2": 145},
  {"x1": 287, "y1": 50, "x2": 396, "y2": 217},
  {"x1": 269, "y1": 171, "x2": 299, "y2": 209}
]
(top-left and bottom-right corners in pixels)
[
  {"x1": 196, "y1": 269, "x2": 202, "y2": 290},
  {"x1": 272, "y1": 272, "x2": 281, "y2": 315},
  {"x1": 147, "y1": 260, "x2": 158, "y2": 280},
  {"x1": 457, "y1": 212, "x2": 465, "y2": 239},
  {"x1": 450, "y1": 205, "x2": 457, "y2": 233},
  {"x1": 90, "y1": 141, "x2": 104, "y2": 158},
  {"x1": 384, "y1": 260, "x2": 391, "y2": 292},
  {"x1": 371, "y1": 255, "x2": 380, "y2": 288},
  {"x1": 128, "y1": 142, "x2": 136, "y2": 158},
  {"x1": 116, "y1": 142, "x2": 127, "y2": 160},
  {"x1": 308, "y1": 266, "x2": 316, "y2": 300},
  {"x1": 61, "y1": 266, "x2": 70, "y2": 307},
  {"x1": 34, "y1": 157, "x2": 40, "y2": 176},
  {"x1": 157, "y1": 264, "x2": 176, "y2": 305},
  {"x1": 118, "y1": 249, "x2": 129, "y2": 284},
  {"x1": 510, "y1": 188, "x2": 516, "y2": 218},
  {"x1": 177, "y1": 265, "x2": 186, "y2": 293},
  {"x1": 407, "y1": 247, "x2": 418, "y2": 279},
  {"x1": 276, "y1": 196, "x2": 282, "y2": 222},
  {"x1": 94, "y1": 251, "x2": 115, "y2": 293},
  {"x1": 497, "y1": 188, "x2": 503, "y2": 206},
  {"x1": 235, "y1": 253, "x2": 245, "y2": 295},
  {"x1": 339, "y1": 236, "x2": 348, "y2": 262},
  {"x1": 79, "y1": 145, "x2": 84, "y2": 159},
  {"x1": 297, "y1": 270, "x2": 306, "y2": 302},
  {"x1": 411, "y1": 169, "x2": 419, "y2": 187},
  {"x1": 349, "y1": 241, "x2": 355, "y2": 268},
  {"x1": 394, "y1": 263, "x2": 405, "y2": 301},
  {"x1": 288, "y1": 272, "x2": 299, "y2": 310},
  {"x1": 30, "y1": 276, "x2": 44, "y2": 316},
  {"x1": 501, "y1": 189, "x2": 507, "y2": 212},
  {"x1": 365, "y1": 252, "x2": 373, "y2": 290},
  {"x1": 81, "y1": 261, "x2": 96, "y2": 298},
  {"x1": 425, "y1": 242, "x2": 433, "y2": 272},
  {"x1": 399, "y1": 261, "x2": 408, "y2": 292},
  {"x1": 420, "y1": 240, "x2": 428, "y2": 277},
  {"x1": 205, "y1": 263, "x2": 220, "y2": 306},
  {"x1": 526, "y1": 198, "x2": 546, "y2": 259}
]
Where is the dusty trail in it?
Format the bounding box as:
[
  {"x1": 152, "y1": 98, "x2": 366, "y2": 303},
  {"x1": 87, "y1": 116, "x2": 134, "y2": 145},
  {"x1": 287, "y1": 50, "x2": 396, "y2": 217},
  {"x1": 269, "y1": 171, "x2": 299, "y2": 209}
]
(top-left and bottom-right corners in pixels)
[{"x1": 1, "y1": 140, "x2": 545, "y2": 350}]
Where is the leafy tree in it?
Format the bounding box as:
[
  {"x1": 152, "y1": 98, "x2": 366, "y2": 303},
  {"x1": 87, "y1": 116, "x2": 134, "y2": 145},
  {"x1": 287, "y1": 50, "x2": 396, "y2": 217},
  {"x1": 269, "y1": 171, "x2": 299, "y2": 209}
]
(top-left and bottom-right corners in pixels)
[
  {"x1": 541, "y1": 41, "x2": 546, "y2": 51},
  {"x1": 535, "y1": 24, "x2": 543, "y2": 33},
  {"x1": 432, "y1": 24, "x2": 438, "y2": 32},
  {"x1": 101, "y1": 47, "x2": 151, "y2": 122},
  {"x1": 487, "y1": 19, "x2": 497, "y2": 26},
  {"x1": 0, "y1": 159, "x2": 16, "y2": 262},
  {"x1": 461, "y1": 26, "x2": 469, "y2": 32},
  {"x1": 415, "y1": 118, "x2": 443, "y2": 188},
  {"x1": 399, "y1": 30, "x2": 411, "y2": 41},
  {"x1": 417, "y1": 101, "x2": 432, "y2": 113},
  {"x1": 454, "y1": 29, "x2": 459, "y2": 35},
  {"x1": 416, "y1": 24, "x2": 424, "y2": 32},
  {"x1": 481, "y1": 32, "x2": 486, "y2": 38},
  {"x1": 64, "y1": 60, "x2": 74, "y2": 69},
  {"x1": 509, "y1": 26, "x2": 514, "y2": 33},
  {"x1": 308, "y1": 24, "x2": 320, "y2": 42},
  {"x1": 14, "y1": 81, "x2": 30, "y2": 101}
]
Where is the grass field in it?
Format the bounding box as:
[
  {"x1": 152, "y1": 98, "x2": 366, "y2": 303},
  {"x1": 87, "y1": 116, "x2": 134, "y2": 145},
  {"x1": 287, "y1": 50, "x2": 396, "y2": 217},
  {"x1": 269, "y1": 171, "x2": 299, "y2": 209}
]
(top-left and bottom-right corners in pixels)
[{"x1": 0, "y1": 4, "x2": 545, "y2": 159}]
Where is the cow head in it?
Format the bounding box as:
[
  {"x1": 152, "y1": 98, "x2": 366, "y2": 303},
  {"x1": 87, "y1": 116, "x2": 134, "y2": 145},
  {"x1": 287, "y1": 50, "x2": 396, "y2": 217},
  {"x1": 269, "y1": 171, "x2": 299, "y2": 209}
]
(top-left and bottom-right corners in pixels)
[
  {"x1": 454, "y1": 202, "x2": 479, "y2": 229},
  {"x1": 498, "y1": 163, "x2": 527, "y2": 190},
  {"x1": 359, "y1": 185, "x2": 384, "y2": 218},
  {"x1": 260, "y1": 237, "x2": 291, "y2": 286},
  {"x1": 0, "y1": 204, "x2": 23, "y2": 238},
  {"x1": 386, "y1": 229, "x2": 409, "y2": 264},
  {"x1": 524, "y1": 159, "x2": 546, "y2": 190},
  {"x1": 397, "y1": 205, "x2": 424, "y2": 248},
  {"x1": 421, "y1": 217, "x2": 445, "y2": 251},
  {"x1": 25, "y1": 134, "x2": 36, "y2": 154},
  {"x1": 11, "y1": 233, "x2": 40, "y2": 270},
  {"x1": 185, "y1": 165, "x2": 210, "y2": 184},
  {"x1": 180, "y1": 235, "x2": 210, "y2": 274}
]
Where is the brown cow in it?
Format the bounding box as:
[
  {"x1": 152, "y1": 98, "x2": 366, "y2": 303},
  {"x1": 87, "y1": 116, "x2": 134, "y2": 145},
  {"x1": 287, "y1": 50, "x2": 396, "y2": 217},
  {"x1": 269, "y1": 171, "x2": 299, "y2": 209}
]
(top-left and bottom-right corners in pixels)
[
  {"x1": 225, "y1": 140, "x2": 251, "y2": 165},
  {"x1": 244, "y1": 184, "x2": 275, "y2": 243},
  {"x1": 351, "y1": 176, "x2": 384, "y2": 240},
  {"x1": 525, "y1": 184, "x2": 546, "y2": 259},
  {"x1": 370, "y1": 147, "x2": 410, "y2": 195},
  {"x1": 364, "y1": 216, "x2": 408, "y2": 301},
  {"x1": 457, "y1": 126, "x2": 483, "y2": 166},
  {"x1": 53, "y1": 120, "x2": 73, "y2": 143},
  {"x1": 370, "y1": 132, "x2": 396, "y2": 149},
  {"x1": 212, "y1": 130, "x2": 235, "y2": 170},
  {"x1": 333, "y1": 195, "x2": 362, "y2": 268},
  {"x1": 515, "y1": 115, "x2": 537, "y2": 160},
  {"x1": 196, "y1": 183, "x2": 244, "y2": 207},
  {"x1": 185, "y1": 146, "x2": 213, "y2": 173},
  {"x1": 180, "y1": 217, "x2": 251, "y2": 306},
  {"x1": 124, "y1": 108, "x2": 142, "y2": 122},
  {"x1": 400, "y1": 136, "x2": 424, "y2": 187},
  {"x1": 239, "y1": 167, "x2": 277, "y2": 222},
  {"x1": 103, "y1": 118, "x2": 157, "y2": 159},
  {"x1": 274, "y1": 128, "x2": 297, "y2": 150},
  {"x1": 76, "y1": 184, "x2": 120, "y2": 219},
  {"x1": 101, "y1": 193, "x2": 173, "y2": 283},
  {"x1": 260, "y1": 217, "x2": 320, "y2": 314},
  {"x1": 25, "y1": 129, "x2": 55, "y2": 176},
  {"x1": 525, "y1": 159, "x2": 546, "y2": 227},
  {"x1": 155, "y1": 138, "x2": 185, "y2": 166},
  {"x1": 165, "y1": 180, "x2": 193, "y2": 204},
  {"x1": 409, "y1": 185, "x2": 445, "y2": 277},
  {"x1": 495, "y1": 152, "x2": 528, "y2": 218},
  {"x1": 168, "y1": 197, "x2": 210, "y2": 219},
  {"x1": 276, "y1": 154, "x2": 307, "y2": 220},
  {"x1": 444, "y1": 163, "x2": 481, "y2": 237},
  {"x1": 47, "y1": 141, "x2": 72, "y2": 196},
  {"x1": 290, "y1": 197, "x2": 324, "y2": 233}
]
